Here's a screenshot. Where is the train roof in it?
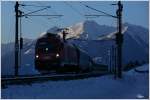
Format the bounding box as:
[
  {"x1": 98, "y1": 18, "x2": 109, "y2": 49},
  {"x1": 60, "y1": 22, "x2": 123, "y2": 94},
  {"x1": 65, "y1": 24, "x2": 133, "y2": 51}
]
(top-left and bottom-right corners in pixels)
[{"x1": 38, "y1": 33, "x2": 60, "y2": 39}]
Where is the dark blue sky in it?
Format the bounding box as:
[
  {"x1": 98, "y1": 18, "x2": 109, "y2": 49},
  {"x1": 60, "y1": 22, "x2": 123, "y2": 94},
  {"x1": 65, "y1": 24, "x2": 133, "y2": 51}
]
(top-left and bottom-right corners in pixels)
[{"x1": 1, "y1": 1, "x2": 149, "y2": 43}]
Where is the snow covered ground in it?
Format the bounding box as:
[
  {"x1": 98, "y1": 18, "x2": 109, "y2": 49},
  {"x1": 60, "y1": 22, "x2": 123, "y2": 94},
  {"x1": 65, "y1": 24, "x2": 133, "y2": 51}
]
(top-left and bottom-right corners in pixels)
[{"x1": 1, "y1": 64, "x2": 149, "y2": 99}]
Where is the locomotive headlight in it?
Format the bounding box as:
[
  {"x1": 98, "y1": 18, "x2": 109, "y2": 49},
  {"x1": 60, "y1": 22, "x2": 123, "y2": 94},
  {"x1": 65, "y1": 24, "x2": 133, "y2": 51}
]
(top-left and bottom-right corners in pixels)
[
  {"x1": 36, "y1": 55, "x2": 39, "y2": 58},
  {"x1": 56, "y1": 53, "x2": 59, "y2": 57},
  {"x1": 45, "y1": 48, "x2": 48, "y2": 51}
]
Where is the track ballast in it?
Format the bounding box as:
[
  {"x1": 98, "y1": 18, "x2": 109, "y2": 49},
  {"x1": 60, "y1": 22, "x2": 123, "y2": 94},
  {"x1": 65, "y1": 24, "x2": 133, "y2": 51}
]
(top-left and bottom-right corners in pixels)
[{"x1": 2, "y1": 70, "x2": 108, "y2": 87}]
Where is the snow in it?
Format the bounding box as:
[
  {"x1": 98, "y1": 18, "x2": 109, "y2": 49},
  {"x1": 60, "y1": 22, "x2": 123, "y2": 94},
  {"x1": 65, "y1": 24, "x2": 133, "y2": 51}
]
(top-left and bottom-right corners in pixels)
[
  {"x1": 57, "y1": 22, "x2": 84, "y2": 39},
  {"x1": 98, "y1": 26, "x2": 128, "y2": 40},
  {"x1": 24, "y1": 49, "x2": 33, "y2": 54},
  {"x1": 135, "y1": 64, "x2": 149, "y2": 71},
  {"x1": 2, "y1": 64, "x2": 149, "y2": 99},
  {"x1": 39, "y1": 32, "x2": 47, "y2": 37}
]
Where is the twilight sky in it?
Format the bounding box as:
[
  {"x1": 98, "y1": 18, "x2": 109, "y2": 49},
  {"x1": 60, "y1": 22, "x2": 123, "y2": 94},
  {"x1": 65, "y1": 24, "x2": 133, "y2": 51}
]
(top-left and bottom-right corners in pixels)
[{"x1": 1, "y1": 1, "x2": 149, "y2": 43}]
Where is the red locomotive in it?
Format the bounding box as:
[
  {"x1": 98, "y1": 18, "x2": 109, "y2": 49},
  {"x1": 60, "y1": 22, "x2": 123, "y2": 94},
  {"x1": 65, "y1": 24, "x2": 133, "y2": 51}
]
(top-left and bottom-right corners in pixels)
[{"x1": 35, "y1": 32, "x2": 93, "y2": 73}]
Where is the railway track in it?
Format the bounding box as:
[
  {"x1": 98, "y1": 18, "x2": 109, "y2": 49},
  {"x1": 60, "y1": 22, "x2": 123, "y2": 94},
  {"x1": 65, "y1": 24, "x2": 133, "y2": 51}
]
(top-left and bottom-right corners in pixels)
[{"x1": 2, "y1": 71, "x2": 109, "y2": 87}]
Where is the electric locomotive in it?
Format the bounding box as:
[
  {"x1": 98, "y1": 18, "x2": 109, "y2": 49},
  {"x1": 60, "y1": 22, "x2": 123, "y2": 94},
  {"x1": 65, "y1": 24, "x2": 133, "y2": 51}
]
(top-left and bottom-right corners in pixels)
[
  {"x1": 35, "y1": 32, "x2": 93, "y2": 72},
  {"x1": 35, "y1": 33, "x2": 63, "y2": 71}
]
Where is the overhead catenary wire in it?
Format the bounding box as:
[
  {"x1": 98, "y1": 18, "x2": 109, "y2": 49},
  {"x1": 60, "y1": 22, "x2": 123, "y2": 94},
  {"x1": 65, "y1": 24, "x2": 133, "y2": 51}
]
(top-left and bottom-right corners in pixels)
[
  {"x1": 33, "y1": 2, "x2": 65, "y2": 28},
  {"x1": 79, "y1": 2, "x2": 117, "y2": 19},
  {"x1": 63, "y1": 2, "x2": 85, "y2": 18},
  {"x1": 21, "y1": 3, "x2": 63, "y2": 28},
  {"x1": 77, "y1": 2, "x2": 92, "y2": 20},
  {"x1": 64, "y1": 1, "x2": 95, "y2": 25},
  {"x1": 21, "y1": 3, "x2": 63, "y2": 18},
  {"x1": 35, "y1": 2, "x2": 56, "y2": 14},
  {"x1": 21, "y1": 6, "x2": 51, "y2": 17},
  {"x1": 35, "y1": 2, "x2": 64, "y2": 27},
  {"x1": 22, "y1": 6, "x2": 62, "y2": 28},
  {"x1": 80, "y1": 2, "x2": 118, "y2": 27},
  {"x1": 21, "y1": 7, "x2": 63, "y2": 41},
  {"x1": 21, "y1": 7, "x2": 50, "y2": 28},
  {"x1": 20, "y1": 4, "x2": 51, "y2": 8}
]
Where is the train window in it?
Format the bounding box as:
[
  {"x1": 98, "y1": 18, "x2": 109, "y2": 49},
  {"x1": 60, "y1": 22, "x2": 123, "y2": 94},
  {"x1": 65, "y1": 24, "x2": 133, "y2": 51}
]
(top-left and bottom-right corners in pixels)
[
  {"x1": 39, "y1": 42, "x2": 47, "y2": 45},
  {"x1": 37, "y1": 42, "x2": 55, "y2": 53}
]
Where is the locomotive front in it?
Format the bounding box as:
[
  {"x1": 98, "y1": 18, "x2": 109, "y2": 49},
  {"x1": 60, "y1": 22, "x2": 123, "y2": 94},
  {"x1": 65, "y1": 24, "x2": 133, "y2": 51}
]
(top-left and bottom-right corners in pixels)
[{"x1": 35, "y1": 33, "x2": 63, "y2": 71}]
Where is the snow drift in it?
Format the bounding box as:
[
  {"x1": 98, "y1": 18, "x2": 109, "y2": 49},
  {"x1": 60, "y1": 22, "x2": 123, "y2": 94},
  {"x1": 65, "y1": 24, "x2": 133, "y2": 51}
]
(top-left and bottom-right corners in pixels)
[{"x1": 1, "y1": 64, "x2": 149, "y2": 99}]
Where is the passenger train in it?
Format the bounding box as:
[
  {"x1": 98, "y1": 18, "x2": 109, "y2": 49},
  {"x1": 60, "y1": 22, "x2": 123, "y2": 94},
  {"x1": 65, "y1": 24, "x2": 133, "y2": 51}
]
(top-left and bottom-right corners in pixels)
[{"x1": 35, "y1": 32, "x2": 94, "y2": 73}]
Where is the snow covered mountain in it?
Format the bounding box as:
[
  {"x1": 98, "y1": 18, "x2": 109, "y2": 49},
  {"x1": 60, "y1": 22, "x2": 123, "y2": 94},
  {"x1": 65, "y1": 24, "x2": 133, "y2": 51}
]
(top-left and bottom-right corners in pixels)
[
  {"x1": 1, "y1": 20, "x2": 149, "y2": 75},
  {"x1": 44, "y1": 20, "x2": 116, "y2": 40},
  {"x1": 65, "y1": 21, "x2": 148, "y2": 65}
]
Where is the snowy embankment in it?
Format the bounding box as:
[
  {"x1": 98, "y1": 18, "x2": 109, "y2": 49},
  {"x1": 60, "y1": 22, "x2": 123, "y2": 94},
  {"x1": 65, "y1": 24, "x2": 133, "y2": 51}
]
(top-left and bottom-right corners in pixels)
[{"x1": 2, "y1": 64, "x2": 149, "y2": 99}]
